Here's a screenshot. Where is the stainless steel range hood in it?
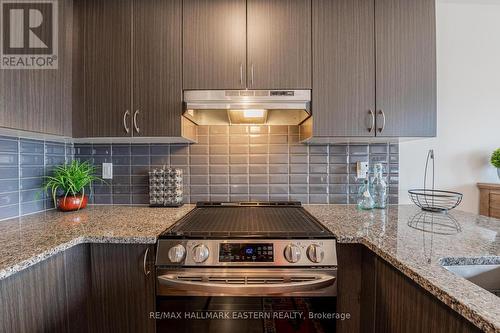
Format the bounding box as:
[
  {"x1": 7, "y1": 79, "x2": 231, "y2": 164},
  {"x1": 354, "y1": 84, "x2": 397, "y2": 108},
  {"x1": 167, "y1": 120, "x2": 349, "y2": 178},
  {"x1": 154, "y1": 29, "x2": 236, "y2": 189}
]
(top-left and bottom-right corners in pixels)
[{"x1": 183, "y1": 90, "x2": 311, "y2": 125}]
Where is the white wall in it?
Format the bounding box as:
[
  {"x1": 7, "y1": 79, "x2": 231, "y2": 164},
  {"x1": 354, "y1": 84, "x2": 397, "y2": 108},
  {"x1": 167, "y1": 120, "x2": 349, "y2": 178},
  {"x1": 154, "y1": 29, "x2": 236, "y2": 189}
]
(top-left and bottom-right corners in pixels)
[{"x1": 399, "y1": 0, "x2": 500, "y2": 213}]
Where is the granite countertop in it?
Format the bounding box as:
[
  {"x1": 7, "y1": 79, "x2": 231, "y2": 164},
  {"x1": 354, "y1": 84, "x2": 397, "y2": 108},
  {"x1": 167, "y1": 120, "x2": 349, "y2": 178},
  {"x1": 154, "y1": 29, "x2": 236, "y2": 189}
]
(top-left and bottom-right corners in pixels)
[
  {"x1": 304, "y1": 204, "x2": 500, "y2": 333},
  {"x1": 1, "y1": 204, "x2": 499, "y2": 331},
  {"x1": 0, "y1": 205, "x2": 194, "y2": 280}
]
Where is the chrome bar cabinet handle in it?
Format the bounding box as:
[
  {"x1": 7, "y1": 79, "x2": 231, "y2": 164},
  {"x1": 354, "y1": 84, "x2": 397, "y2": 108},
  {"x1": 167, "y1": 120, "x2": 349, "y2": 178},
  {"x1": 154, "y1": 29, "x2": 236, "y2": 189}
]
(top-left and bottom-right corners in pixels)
[
  {"x1": 239, "y1": 63, "x2": 243, "y2": 87},
  {"x1": 133, "y1": 110, "x2": 140, "y2": 134},
  {"x1": 378, "y1": 110, "x2": 386, "y2": 133},
  {"x1": 143, "y1": 247, "x2": 151, "y2": 276},
  {"x1": 250, "y1": 64, "x2": 254, "y2": 87},
  {"x1": 368, "y1": 110, "x2": 375, "y2": 133},
  {"x1": 123, "y1": 110, "x2": 130, "y2": 134}
]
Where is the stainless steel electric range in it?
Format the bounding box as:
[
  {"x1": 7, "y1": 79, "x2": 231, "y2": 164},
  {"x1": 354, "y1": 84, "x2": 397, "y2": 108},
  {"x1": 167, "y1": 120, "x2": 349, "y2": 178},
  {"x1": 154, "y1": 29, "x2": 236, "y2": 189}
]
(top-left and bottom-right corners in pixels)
[{"x1": 155, "y1": 202, "x2": 338, "y2": 333}]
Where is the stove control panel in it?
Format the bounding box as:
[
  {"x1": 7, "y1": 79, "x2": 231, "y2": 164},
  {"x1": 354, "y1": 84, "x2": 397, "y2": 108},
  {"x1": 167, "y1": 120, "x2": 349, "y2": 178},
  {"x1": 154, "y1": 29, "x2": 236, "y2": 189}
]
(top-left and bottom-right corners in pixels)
[
  {"x1": 219, "y1": 243, "x2": 274, "y2": 262},
  {"x1": 156, "y1": 239, "x2": 337, "y2": 267}
]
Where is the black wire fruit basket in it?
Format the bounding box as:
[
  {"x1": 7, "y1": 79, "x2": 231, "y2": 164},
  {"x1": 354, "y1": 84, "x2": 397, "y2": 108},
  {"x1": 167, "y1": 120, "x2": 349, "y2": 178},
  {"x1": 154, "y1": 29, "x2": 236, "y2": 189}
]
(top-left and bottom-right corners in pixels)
[{"x1": 408, "y1": 150, "x2": 463, "y2": 213}]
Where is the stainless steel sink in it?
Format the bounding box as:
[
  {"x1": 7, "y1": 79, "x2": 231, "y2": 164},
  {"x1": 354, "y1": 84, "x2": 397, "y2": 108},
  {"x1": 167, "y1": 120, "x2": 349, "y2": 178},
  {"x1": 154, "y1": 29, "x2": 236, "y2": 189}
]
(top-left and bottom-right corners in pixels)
[{"x1": 442, "y1": 258, "x2": 500, "y2": 297}]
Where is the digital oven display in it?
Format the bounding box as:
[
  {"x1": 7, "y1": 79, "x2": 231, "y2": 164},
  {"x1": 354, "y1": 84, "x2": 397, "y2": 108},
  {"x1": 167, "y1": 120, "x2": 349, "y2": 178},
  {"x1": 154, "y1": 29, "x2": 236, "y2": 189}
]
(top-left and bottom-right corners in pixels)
[{"x1": 219, "y1": 243, "x2": 274, "y2": 262}]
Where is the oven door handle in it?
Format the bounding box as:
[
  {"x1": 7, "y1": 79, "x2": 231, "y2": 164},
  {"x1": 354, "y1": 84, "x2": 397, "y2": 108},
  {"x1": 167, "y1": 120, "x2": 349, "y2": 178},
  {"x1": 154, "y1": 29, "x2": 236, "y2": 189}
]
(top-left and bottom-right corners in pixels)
[{"x1": 157, "y1": 274, "x2": 336, "y2": 296}]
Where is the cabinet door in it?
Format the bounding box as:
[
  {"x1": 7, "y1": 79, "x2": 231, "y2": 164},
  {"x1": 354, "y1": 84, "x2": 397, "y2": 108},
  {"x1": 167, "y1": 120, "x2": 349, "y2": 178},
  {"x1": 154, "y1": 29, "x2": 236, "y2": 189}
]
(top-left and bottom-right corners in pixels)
[
  {"x1": 133, "y1": 0, "x2": 182, "y2": 137},
  {"x1": 0, "y1": 250, "x2": 68, "y2": 333},
  {"x1": 312, "y1": 0, "x2": 375, "y2": 137},
  {"x1": 0, "y1": 0, "x2": 72, "y2": 137},
  {"x1": 375, "y1": 257, "x2": 480, "y2": 333},
  {"x1": 64, "y1": 244, "x2": 91, "y2": 333},
  {"x1": 336, "y1": 244, "x2": 377, "y2": 333},
  {"x1": 247, "y1": 0, "x2": 311, "y2": 89},
  {"x1": 90, "y1": 244, "x2": 155, "y2": 333},
  {"x1": 375, "y1": 0, "x2": 436, "y2": 137},
  {"x1": 183, "y1": 0, "x2": 247, "y2": 90},
  {"x1": 77, "y1": 0, "x2": 132, "y2": 137}
]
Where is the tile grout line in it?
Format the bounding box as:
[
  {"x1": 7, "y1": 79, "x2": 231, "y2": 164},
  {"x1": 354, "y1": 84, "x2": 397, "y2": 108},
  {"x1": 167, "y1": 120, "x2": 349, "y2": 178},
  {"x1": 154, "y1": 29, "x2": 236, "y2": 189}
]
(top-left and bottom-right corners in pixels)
[
  {"x1": 287, "y1": 127, "x2": 290, "y2": 202},
  {"x1": 327, "y1": 142, "x2": 330, "y2": 204},
  {"x1": 207, "y1": 130, "x2": 211, "y2": 202},
  {"x1": 266, "y1": 128, "x2": 270, "y2": 202},
  {"x1": 247, "y1": 128, "x2": 250, "y2": 201},
  {"x1": 17, "y1": 138, "x2": 21, "y2": 218},
  {"x1": 226, "y1": 129, "x2": 229, "y2": 202},
  {"x1": 306, "y1": 145, "x2": 311, "y2": 204}
]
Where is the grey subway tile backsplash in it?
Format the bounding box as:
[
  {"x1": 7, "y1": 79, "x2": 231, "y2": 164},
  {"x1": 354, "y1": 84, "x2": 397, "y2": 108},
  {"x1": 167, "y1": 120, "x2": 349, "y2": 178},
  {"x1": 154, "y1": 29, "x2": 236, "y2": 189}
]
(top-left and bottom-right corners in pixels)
[
  {"x1": 0, "y1": 192, "x2": 19, "y2": 206},
  {"x1": 0, "y1": 136, "x2": 73, "y2": 221},
  {"x1": 0, "y1": 180, "x2": 19, "y2": 193},
  {"x1": 0, "y1": 204, "x2": 19, "y2": 220},
  {"x1": 0, "y1": 126, "x2": 399, "y2": 221},
  {"x1": 92, "y1": 144, "x2": 111, "y2": 156},
  {"x1": 0, "y1": 167, "x2": 19, "y2": 179},
  {"x1": 0, "y1": 139, "x2": 19, "y2": 153},
  {"x1": 131, "y1": 145, "x2": 150, "y2": 155},
  {"x1": 112, "y1": 144, "x2": 131, "y2": 155},
  {"x1": 20, "y1": 139, "x2": 44, "y2": 154},
  {"x1": 329, "y1": 194, "x2": 348, "y2": 204},
  {"x1": 0, "y1": 154, "x2": 18, "y2": 166},
  {"x1": 349, "y1": 145, "x2": 369, "y2": 155}
]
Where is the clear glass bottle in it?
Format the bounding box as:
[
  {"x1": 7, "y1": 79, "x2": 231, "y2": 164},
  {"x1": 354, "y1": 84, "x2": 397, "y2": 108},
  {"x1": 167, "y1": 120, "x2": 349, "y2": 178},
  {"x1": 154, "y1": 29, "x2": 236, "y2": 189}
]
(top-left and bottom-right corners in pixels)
[
  {"x1": 357, "y1": 176, "x2": 375, "y2": 210},
  {"x1": 371, "y1": 163, "x2": 387, "y2": 209}
]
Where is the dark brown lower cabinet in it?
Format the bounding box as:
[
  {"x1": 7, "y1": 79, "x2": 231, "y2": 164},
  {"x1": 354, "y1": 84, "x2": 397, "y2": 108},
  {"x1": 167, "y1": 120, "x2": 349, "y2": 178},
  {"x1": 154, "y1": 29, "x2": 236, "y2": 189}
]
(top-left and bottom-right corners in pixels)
[
  {"x1": 64, "y1": 244, "x2": 92, "y2": 333},
  {"x1": 0, "y1": 243, "x2": 155, "y2": 333},
  {"x1": 89, "y1": 243, "x2": 156, "y2": 333},
  {"x1": 374, "y1": 257, "x2": 480, "y2": 333},
  {"x1": 336, "y1": 244, "x2": 481, "y2": 333},
  {"x1": 0, "y1": 245, "x2": 88, "y2": 333},
  {"x1": 336, "y1": 244, "x2": 377, "y2": 333}
]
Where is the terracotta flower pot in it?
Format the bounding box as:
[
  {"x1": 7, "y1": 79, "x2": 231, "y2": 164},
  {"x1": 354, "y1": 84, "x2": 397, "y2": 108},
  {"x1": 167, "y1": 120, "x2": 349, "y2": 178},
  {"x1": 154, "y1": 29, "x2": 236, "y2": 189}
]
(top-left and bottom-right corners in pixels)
[{"x1": 57, "y1": 195, "x2": 88, "y2": 212}]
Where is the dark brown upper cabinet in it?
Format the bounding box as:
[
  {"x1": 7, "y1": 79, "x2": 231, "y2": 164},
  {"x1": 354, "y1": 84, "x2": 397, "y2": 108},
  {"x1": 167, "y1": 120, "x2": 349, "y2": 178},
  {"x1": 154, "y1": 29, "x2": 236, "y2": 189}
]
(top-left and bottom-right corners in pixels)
[
  {"x1": 183, "y1": 0, "x2": 311, "y2": 90},
  {"x1": 247, "y1": 0, "x2": 312, "y2": 89},
  {"x1": 312, "y1": 0, "x2": 375, "y2": 137},
  {"x1": 133, "y1": 0, "x2": 183, "y2": 137},
  {"x1": 183, "y1": 0, "x2": 247, "y2": 90},
  {"x1": 75, "y1": 0, "x2": 132, "y2": 138},
  {"x1": 375, "y1": 0, "x2": 436, "y2": 137},
  {"x1": 73, "y1": 0, "x2": 186, "y2": 138},
  {"x1": 312, "y1": 0, "x2": 436, "y2": 138},
  {"x1": 0, "y1": 0, "x2": 73, "y2": 137}
]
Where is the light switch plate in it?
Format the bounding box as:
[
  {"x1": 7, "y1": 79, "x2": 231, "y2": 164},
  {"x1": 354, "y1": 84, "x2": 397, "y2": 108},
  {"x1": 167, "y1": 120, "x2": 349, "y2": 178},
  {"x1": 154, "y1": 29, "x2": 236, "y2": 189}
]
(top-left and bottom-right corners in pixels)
[
  {"x1": 356, "y1": 162, "x2": 369, "y2": 179},
  {"x1": 102, "y1": 163, "x2": 113, "y2": 179}
]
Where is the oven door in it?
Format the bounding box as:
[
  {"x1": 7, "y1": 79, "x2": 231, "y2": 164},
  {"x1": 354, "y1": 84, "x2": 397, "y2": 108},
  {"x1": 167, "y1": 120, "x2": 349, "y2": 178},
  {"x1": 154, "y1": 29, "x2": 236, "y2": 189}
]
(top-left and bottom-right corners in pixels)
[{"x1": 156, "y1": 268, "x2": 337, "y2": 333}]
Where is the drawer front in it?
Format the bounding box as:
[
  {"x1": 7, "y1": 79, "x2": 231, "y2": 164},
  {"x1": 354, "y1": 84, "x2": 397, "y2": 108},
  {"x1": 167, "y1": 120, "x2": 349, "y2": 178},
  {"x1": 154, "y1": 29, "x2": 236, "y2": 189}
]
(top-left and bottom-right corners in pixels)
[
  {"x1": 490, "y1": 192, "x2": 500, "y2": 210},
  {"x1": 490, "y1": 208, "x2": 500, "y2": 219}
]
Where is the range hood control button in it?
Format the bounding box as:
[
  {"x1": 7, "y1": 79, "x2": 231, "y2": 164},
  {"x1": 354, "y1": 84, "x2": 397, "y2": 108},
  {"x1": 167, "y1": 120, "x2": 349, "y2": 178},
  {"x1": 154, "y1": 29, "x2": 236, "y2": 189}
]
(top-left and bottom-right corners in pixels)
[
  {"x1": 168, "y1": 244, "x2": 186, "y2": 263},
  {"x1": 192, "y1": 244, "x2": 210, "y2": 263},
  {"x1": 284, "y1": 244, "x2": 301, "y2": 263}
]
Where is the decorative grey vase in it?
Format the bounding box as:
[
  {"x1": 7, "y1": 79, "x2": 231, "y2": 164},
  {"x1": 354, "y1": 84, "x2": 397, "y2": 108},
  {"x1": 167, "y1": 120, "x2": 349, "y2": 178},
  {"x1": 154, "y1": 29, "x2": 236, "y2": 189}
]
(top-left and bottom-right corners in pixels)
[{"x1": 498, "y1": 168, "x2": 500, "y2": 180}]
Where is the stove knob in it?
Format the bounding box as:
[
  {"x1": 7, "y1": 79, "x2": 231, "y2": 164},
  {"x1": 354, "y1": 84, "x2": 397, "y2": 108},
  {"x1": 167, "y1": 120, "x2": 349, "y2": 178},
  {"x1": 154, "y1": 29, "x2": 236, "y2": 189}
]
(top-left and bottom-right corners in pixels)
[
  {"x1": 283, "y1": 244, "x2": 301, "y2": 263},
  {"x1": 307, "y1": 244, "x2": 325, "y2": 263},
  {"x1": 192, "y1": 244, "x2": 210, "y2": 263},
  {"x1": 168, "y1": 244, "x2": 186, "y2": 263},
  {"x1": 168, "y1": 244, "x2": 186, "y2": 262}
]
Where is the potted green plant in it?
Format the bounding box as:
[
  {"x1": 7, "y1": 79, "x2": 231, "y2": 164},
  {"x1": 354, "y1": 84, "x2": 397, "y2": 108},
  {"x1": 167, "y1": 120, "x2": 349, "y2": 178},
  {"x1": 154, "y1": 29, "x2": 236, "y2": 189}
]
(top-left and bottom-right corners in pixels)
[
  {"x1": 491, "y1": 148, "x2": 500, "y2": 180},
  {"x1": 42, "y1": 160, "x2": 103, "y2": 211}
]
